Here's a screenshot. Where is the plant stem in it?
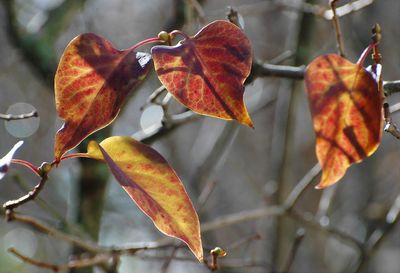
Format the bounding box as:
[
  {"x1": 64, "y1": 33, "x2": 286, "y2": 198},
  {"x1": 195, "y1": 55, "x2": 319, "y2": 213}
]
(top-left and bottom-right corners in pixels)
[
  {"x1": 356, "y1": 43, "x2": 375, "y2": 66},
  {"x1": 330, "y1": 0, "x2": 346, "y2": 57},
  {"x1": 128, "y1": 37, "x2": 163, "y2": 51},
  {"x1": 11, "y1": 159, "x2": 41, "y2": 177},
  {"x1": 59, "y1": 153, "x2": 91, "y2": 162},
  {"x1": 2, "y1": 174, "x2": 48, "y2": 212},
  {"x1": 0, "y1": 110, "x2": 38, "y2": 121},
  {"x1": 170, "y1": 30, "x2": 190, "y2": 40}
]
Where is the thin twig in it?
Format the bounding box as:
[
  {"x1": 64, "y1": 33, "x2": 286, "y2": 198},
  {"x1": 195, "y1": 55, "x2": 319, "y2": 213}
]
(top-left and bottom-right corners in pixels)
[
  {"x1": 271, "y1": 0, "x2": 374, "y2": 20},
  {"x1": 0, "y1": 110, "x2": 38, "y2": 121},
  {"x1": 246, "y1": 62, "x2": 305, "y2": 84},
  {"x1": 201, "y1": 163, "x2": 321, "y2": 232},
  {"x1": 323, "y1": 0, "x2": 374, "y2": 20},
  {"x1": 9, "y1": 247, "x2": 111, "y2": 272},
  {"x1": 284, "y1": 163, "x2": 321, "y2": 209},
  {"x1": 161, "y1": 246, "x2": 179, "y2": 273},
  {"x1": 281, "y1": 228, "x2": 306, "y2": 273},
  {"x1": 197, "y1": 179, "x2": 218, "y2": 212},
  {"x1": 289, "y1": 209, "x2": 364, "y2": 253},
  {"x1": 201, "y1": 205, "x2": 285, "y2": 232},
  {"x1": 2, "y1": 174, "x2": 48, "y2": 212},
  {"x1": 353, "y1": 194, "x2": 400, "y2": 273},
  {"x1": 315, "y1": 185, "x2": 337, "y2": 222},
  {"x1": 384, "y1": 80, "x2": 400, "y2": 96},
  {"x1": 226, "y1": 233, "x2": 261, "y2": 251},
  {"x1": 8, "y1": 212, "x2": 104, "y2": 253},
  {"x1": 330, "y1": 0, "x2": 346, "y2": 57},
  {"x1": 383, "y1": 103, "x2": 400, "y2": 139},
  {"x1": 187, "y1": 0, "x2": 206, "y2": 23},
  {"x1": 140, "y1": 85, "x2": 167, "y2": 111}
]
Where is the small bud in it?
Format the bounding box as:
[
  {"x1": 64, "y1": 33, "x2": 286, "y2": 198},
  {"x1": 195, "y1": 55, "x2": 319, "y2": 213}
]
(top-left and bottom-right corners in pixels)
[
  {"x1": 372, "y1": 23, "x2": 381, "y2": 34},
  {"x1": 210, "y1": 247, "x2": 227, "y2": 257},
  {"x1": 158, "y1": 31, "x2": 170, "y2": 43},
  {"x1": 39, "y1": 162, "x2": 52, "y2": 175}
]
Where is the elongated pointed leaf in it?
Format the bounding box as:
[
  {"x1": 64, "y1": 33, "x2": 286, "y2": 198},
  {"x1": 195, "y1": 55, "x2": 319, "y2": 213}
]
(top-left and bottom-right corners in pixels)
[
  {"x1": 305, "y1": 54, "x2": 383, "y2": 188},
  {"x1": 0, "y1": 141, "x2": 23, "y2": 180},
  {"x1": 152, "y1": 20, "x2": 253, "y2": 127},
  {"x1": 54, "y1": 33, "x2": 152, "y2": 161},
  {"x1": 86, "y1": 136, "x2": 203, "y2": 261}
]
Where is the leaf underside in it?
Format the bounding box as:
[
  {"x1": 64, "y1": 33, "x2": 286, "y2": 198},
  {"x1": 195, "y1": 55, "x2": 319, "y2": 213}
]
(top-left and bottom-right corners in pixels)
[
  {"x1": 152, "y1": 20, "x2": 253, "y2": 127},
  {"x1": 305, "y1": 54, "x2": 382, "y2": 188},
  {"x1": 86, "y1": 136, "x2": 203, "y2": 261},
  {"x1": 54, "y1": 33, "x2": 152, "y2": 161}
]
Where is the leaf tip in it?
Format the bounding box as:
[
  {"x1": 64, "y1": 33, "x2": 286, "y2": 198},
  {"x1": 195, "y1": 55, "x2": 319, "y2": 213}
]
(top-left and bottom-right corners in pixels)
[{"x1": 239, "y1": 112, "x2": 254, "y2": 128}]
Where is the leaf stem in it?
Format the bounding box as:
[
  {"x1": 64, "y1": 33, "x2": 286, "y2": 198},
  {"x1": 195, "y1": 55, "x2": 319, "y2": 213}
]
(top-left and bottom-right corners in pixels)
[
  {"x1": 11, "y1": 159, "x2": 41, "y2": 177},
  {"x1": 356, "y1": 43, "x2": 375, "y2": 66},
  {"x1": 128, "y1": 37, "x2": 163, "y2": 51},
  {"x1": 59, "y1": 153, "x2": 90, "y2": 162},
  {"x1": 170, "y1": 30, "x2": 190, "y2": 41}
]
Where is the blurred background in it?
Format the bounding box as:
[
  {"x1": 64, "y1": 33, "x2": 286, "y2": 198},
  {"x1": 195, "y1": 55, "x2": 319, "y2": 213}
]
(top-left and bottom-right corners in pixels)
[{"x1": 0, "y1": 0, "x2": 399, "y2": 272}]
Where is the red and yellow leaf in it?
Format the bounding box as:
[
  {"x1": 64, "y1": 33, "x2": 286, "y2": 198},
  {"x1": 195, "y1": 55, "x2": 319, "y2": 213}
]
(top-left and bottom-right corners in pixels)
[
  {"x1": 304, "y1": 54, "x2": 383, "y2": 188},
  {"x1": 86, "y1": 136, "x2": 203, "y2": 261},
  {"x1": 54, "y1": 33, "x2": 152, "y2": 161},
  {"x1": 151, "y1": 20, "x2": 253, "y2": 127}
]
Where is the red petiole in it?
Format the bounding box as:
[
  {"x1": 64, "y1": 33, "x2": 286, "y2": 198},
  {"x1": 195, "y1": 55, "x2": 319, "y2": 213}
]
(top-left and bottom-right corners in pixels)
[
  {"x1": 128, "y1": 37, "x2": 164, "y2": 51},
  {"x1": 357, "y1": 42, "x2": 376, "y2": 66},
  {"x1": 11, "y1": 159, "x2": 41, "y2": 177}
]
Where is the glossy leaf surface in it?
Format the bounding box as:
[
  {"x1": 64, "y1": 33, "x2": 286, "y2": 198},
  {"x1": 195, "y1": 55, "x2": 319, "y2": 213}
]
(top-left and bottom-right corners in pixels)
[
  {"x1": 152, "y1": 20, "x2": 253, "y2": 127},
  {"x1": 87, "y1": 136, "x2": 203, "y2": 261},
  {"x1": 54, "y1": 33, "x2": 152, "y2": 160},
  {"x1": 305, "y1": 54, "x2": 382, "y2": 188},
  {"x1": 0, "y1": 141, "x2": 23, "y2": 180}
]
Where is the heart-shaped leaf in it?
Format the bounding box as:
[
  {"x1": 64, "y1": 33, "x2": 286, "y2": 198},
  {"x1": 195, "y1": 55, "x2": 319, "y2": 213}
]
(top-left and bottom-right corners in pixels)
[
  {"x1": 54, "y1": 33, "x2": 152, "y2": 161},
  {"x1": 0, "y1": 141, "x2": 23, "y2": 180},
  {"x1": 86, "y1": 136, "x2": 203, "y2": 261},
  {"x1": 151, "y1": 20, "x2": 253, "y2": 127},
  {"x1": 305, "y1": 54, "x2": 383, "y2": 188}
]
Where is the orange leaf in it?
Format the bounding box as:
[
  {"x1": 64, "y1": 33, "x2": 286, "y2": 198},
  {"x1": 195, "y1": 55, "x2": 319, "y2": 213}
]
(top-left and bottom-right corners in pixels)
[
  {"x1": 304, "y1": 54, "x2": 383, "y2": 188},
  {"x1": 151, "y1": 20, "x2": 253, "y2": 127},
  {"x1": 54, "y1": 33, "x2": 152, "y2": 161},
  {"x1": 86, "y1": 136, "x2": 203, "y2": 261}
]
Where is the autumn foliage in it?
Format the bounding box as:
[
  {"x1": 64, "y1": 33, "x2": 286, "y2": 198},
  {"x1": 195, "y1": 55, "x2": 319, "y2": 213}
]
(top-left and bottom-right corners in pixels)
[
  {"x1": 152, "y1": 20, "x2": 253, "y2": 127},
  {"x1": 0, "y1": 15, "x2": 388, "y2": 266},
  {"x1": 304, "y1": 54, "x2": 383, "y2": 188}
]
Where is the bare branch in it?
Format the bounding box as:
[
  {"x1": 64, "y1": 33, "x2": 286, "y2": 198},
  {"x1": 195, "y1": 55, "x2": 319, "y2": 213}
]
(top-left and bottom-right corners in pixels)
[
  {"x1": 281, "y1": 229, "x2": 306, "y2": 273},
  {"x1": 202, "y1": 163, "x2": 321, "y2": 232},
  {"x1": 270, "y1": 0, "x2": 374, "y2": 20},
  {"x1": 352, "y1": 194, "x2": 400, "y2": 273},
  {"x1": 9, "y1": 247, "x2": 111, "y2": 272},
  {"x1": 7, "y1": 212, "x2": 104, "y2": 253},
  {"x1": 246, "y1": 61, "x2": 305, "y2": 84},
  {"x1": 323, "y1": 0, "x2": 374, "y2": 20},
  {"x1": 0, "y1": 110, "x2": 38, "y2": 121},
  {"x1": 383, "y1": 103, "x2": 400, "y2": 139},
  {"x1": 3, "y1": 174, "x2": 48, "y2": 212},
  {"x1": 330, "y1": 0, "x2": 346, "y2": 57},
  {"x1": 187, "y1": 0, "x2": 206, "y2": 23},
  {"x1": 384, "y1": 80, "x2": 400, "y2": 96}
]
